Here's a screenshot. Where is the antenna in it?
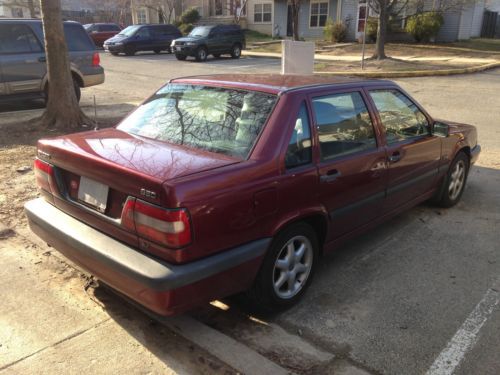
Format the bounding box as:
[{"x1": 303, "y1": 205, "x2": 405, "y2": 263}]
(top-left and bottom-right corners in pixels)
[{"x1": 93, "y1": 95, "x2": 99, "y2": 131}]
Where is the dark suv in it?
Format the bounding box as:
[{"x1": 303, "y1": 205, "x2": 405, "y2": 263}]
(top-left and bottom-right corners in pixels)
[
  {"x1": 171, "y1": 24, "x2": 245, "y2": 62},
  {"x1": 103, "y1": 24, "x2": 182, "y2": 56},
  {"x1": 0, "y1": 19, "x2": 104, "y2": 104}
]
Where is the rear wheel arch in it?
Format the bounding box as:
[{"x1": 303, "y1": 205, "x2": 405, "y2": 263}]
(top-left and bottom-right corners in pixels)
[{"x1": 271, "y1": 213, "x2": 329, "y2": 253}]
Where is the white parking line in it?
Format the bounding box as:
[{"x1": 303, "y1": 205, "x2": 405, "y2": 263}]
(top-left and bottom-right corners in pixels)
[{"x1": 426, "y1": 280, "x2": 500, "y2": 375}]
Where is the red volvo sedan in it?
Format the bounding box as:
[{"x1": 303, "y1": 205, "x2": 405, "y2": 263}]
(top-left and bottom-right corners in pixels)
[{"x1": 25, "y1": 75, "x2": 480, "y2": 315}]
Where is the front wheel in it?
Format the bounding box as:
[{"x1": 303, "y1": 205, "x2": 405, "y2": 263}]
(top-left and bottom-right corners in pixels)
[
  {"x1": 230, "y1": 44, "x2": 241, "y2": 59},
  {"x1": 248, "y1": 223, "x2": 318, "y2": 312},
  {"x1": 124, "y1": 46, "x2": 136, "y2": 56},
  {"x1": 153, "y1": 48, "x2": 161, "y2": 54},
  {"x1": 433, "y1": 152, "x2": 469, "y2": 208},
  {"x1": 195, "y1": 47, "x2": 208, "y2": 62},
  {"x1": 175, "y1": 54, "x2": 187, "y2": 61}
]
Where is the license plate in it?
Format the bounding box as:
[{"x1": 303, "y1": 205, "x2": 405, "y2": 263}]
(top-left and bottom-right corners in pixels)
[{"x1": 78, "y1": 176, "x2": 109, "y2": 213}]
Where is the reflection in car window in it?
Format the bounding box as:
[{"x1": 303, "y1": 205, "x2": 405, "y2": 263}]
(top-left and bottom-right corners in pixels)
[
  {"x1": 117, "y1": 84, "x2": 277, "y2": 159},
  {"x1": 312, "y1": 92, "x2": 376, "y2": 160},
  {"x1": 369, "y1": 90, "x2": 429, "y2": 144},
  {"x1": 188, "y1": 26, "x2": 212, "y2": 37},
  {"x1": 119, "y1": 25, "x2": 141, "y2": 37},
  {"x1": 286, "y1": 102, "x2": 312, "y2": 169},
  {"x1": 0, "y1": 24, "x2": 41, "y2": 53}
]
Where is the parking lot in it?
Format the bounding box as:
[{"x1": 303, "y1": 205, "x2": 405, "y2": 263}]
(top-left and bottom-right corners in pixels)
[{"x1": 1, "y1": 52, "x2": 499, "y2": 374}]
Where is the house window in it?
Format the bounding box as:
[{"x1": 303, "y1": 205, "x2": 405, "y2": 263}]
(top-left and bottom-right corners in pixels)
[
  {"x1": 254, "y1": 3, "x2": 272, "y2": 23},
  {"x1": 310, "y1": 1, "x2": 328, "y2": 28},
  {"x1": 11, "y1": 7, "x2": 24, "y2": 18},
  {"x1": 136, "y1": 8, "x2": 147, "y2": 24}
]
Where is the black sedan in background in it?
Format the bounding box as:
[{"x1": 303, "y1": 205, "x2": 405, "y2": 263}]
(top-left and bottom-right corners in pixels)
[{"x1": 103, "y1": 24, "x2": 181, "y2": 56}]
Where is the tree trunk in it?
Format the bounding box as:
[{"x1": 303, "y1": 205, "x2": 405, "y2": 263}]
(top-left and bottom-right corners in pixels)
[
  {"x1": 27, "y1": 0, "x2": 36, "y2": 18},
  {"x1": 291, "y1": 1, "x2": 300, "y2": 41},
  {"x1": 39, "y1": 0, "x2": 92, "y2": 129},
  {"x1": 372, "y1": 0, "x2": 388, "y2": 60}
]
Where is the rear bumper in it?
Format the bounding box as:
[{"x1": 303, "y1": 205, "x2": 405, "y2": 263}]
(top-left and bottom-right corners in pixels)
[
  {"x1": 25, "y1": 198, "x2": 269, "y2": 315},
  {"x1": 82, "y1": 72, "x2": 105, "y2": 87},
  {"x1": 470, "y1": 144, "x2": 481, "y2": 164}
]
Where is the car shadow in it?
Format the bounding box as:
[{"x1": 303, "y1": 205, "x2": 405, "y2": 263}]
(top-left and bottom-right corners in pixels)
[{"x1": 0, "y1": 99, "x2": 45, "y2": 113}]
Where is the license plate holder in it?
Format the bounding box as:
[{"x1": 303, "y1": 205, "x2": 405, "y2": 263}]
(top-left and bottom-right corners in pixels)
[{"x1": 78, "y1": 176, "x2": 109, "y2": 213}]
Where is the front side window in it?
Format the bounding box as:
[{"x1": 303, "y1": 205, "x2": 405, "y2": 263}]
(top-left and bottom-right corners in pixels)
[
  {"x1": 312, "y1": 92, "x2": 376, "y2": 160},
  {"x1": 117, "y1": 84, "x2": 277, "y2": 159},
  {"x1": 286, "y1": 102, "x2": 312, "y2": 169},
  {"x1": 310, "y1": 2, "x2": 328, "y2": 28},
  {"x1": 136, "y1": 27, "x2": 150, "y2": 38},
  {"x1": 254, "y1": 3, "x2": 272, "y2": 23},
  {"x1": 369, "y1": 90, "x2": 429, "y2": 144}
]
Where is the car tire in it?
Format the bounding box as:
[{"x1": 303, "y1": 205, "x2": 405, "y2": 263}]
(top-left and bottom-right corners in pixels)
[
  {"x1": 110, "y1": 51, "x2": 119, "y2": 56},
  {"x1": 230, "y1": 43, "x2": 242, "y2": 59},
  {"x1": 124, "y1": 46, "x2": 136, "y2": 56},
  {"x1": 153, "y1": 48, "x2": 161, "y2": 54},
  {"x1": 175, "y1": 54, "x2": 187, "y2": 61},
  {"x1": 248, "y1": 223, "x2": 318, "y2": 312},
  {"x1": 195, "y1": 47, "x2": 208, "y2": 62},
  {"x1": 433, "y1": 151, "x2": 469, "y2": 208},
  {"x1": 213, "y1": 53, "x2": 221, "y2": 58}
]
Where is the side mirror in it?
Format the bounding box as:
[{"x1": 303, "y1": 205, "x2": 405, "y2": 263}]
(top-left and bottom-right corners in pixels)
[
  {"x1": 433, "y1": 121, "x2": 449, "y2": 137},
  {"x1": 91, "y1": 30, "x2": 98, "y2": 34}
]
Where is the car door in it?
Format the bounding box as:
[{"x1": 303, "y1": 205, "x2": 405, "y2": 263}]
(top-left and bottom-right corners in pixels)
[
  {"x1": 0, "y1": 23, "x2": 46, "y2": 95},
  {"x1": 312, "y1": 89, "x2": 387, "y2": 240},
  {"x1": 134, "y1": 26, "x2": 151, "y2": 51},
  {"x1": 367, "y1": 87, "x2": 441, "y2": 213},
  {"x1": 207, "y1": 27, "x2": 222, "y2": 53}
]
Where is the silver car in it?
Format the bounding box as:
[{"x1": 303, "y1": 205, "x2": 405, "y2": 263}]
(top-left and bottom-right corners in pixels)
[{"x1": 0, "y1": 19, "x2": 104, "y2": 103}]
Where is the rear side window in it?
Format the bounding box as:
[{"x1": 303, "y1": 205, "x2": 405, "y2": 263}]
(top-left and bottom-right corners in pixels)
[
  {"x1": 0, "y1": 24, "x2": 42, "y2": 53},
  {"x1": 63, "y1": 23, "x2": 95, "y2": 51},
  {"x1": 312, "y1": 92, "x2": 376, "y2": 160}
]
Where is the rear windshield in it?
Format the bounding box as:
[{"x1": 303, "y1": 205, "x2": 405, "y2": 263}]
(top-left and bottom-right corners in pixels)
[{"x1": 117, "y1": 84, "x2": 277, "y2": 159}]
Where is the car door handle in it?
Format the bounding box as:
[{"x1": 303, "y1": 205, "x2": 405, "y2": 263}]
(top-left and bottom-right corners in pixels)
[
  {"x1": 38, "y1": 56, "x2": 46, "y2": 62},
  {"x1": 388, "y1": 151, "x2": 401, "y2": 163},
  {"x1": 320, "y1": 169, "x2": 341, "y2": 183}
]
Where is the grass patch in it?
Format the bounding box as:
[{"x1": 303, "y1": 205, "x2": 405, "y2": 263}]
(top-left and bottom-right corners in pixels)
[
  {"x1": 446, "y1": 38, "x2": 500, "y2": 52},
  {"x1": 244, "y1": 29, "x2": 273, "y2": 44},
  {"x1": 250, "y1": 43, "x2": 282, "y2": 53}
]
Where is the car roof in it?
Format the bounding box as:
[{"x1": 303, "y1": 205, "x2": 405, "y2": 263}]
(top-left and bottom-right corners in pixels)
[
  {"x1": 0, "y1": 18, "x2": 80, "y2": 25},
  {"x1": 171, "y1": 74, "x2": 393, "y2": 95}
]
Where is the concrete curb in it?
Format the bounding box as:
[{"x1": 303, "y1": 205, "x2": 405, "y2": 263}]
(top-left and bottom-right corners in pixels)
[{"x1": 242, "y1": 51, "x2": 500, "y2": 78}]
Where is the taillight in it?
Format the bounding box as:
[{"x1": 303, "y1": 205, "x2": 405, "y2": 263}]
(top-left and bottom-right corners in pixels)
[
  {"x1": 92, "y1": 52, "x2": 100, "y2": 67},
  {"x1": 121, "y1": 198, "x2": 192, "y2": 248},
  {"x1": 34, "y1": 158, "x2": 56, "y2": 193}
]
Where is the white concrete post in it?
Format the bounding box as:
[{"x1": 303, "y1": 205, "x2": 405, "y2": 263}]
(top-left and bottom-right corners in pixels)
[{"x1": 281, "y1": 40, "x2": 315, "y2": 75}]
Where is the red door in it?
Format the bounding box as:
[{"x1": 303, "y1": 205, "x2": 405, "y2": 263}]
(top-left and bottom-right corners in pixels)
[
  {"x1": 367, "y1": 88, "x2": 441, "y2": 213},
  {"x1": 310, "y1": 89, "x2": 387, "y2": 241}
]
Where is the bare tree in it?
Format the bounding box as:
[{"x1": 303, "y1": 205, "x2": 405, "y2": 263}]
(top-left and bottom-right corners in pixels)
[
  {"x1": 290, "y1": 0, "x2": 302, "y2": 41},
  {"x1": 369, "y1": 0, "x2": 478, "y2": 60},
  {"x1": 39, "y1": 0, "x2": 91, "y2": 129}
]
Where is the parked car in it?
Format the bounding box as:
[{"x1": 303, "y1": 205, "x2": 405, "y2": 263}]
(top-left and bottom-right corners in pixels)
[
  {"x1": 84, "y1": 23, "x2": 121, "y2": 47},
  {"x1": 171, "y1": 24, "x2": 245, "y2": 62},
  {"x1": 103, "y1": 24, "x2": 182, "y2": 56},
  {"x1": 25, "y1": 75, "x2": 480, "y2": 316},
  {"x1": 0, "y1": 19, "x2": 104, "y2": 103}
]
